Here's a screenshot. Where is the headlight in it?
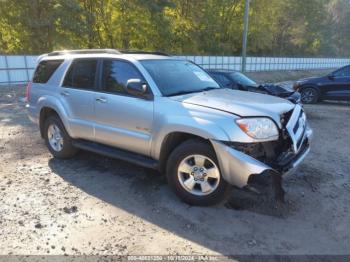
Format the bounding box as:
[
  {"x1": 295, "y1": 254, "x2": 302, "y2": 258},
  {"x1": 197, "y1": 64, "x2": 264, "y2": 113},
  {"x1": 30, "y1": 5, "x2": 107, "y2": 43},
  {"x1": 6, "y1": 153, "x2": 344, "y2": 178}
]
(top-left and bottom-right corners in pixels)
[{"x1": 236, "y1": 117, "x2": 279, "y2": 141}]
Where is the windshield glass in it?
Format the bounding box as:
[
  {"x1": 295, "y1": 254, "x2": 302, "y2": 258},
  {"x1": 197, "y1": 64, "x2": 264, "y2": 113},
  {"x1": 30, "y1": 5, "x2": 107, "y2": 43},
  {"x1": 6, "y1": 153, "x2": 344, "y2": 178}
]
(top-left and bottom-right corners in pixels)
[
  {"x1": 140, "y1": 59, "x2": 220, "y2": 96},
  {"x1": 229, "y1": 72, "x2": 257, "y2": 86}
]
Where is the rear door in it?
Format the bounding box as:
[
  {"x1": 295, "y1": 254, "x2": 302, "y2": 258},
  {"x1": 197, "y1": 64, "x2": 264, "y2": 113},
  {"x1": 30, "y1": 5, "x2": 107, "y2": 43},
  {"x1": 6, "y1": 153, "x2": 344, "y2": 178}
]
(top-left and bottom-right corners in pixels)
[
  {"x1": 93, "y1": 59, "x2": 154, "y2": 156},
  {"x1": 60, "y1": 59, "x2": 98, "y2": 140},
  {"x1": 323, "y1": 66, "x2": 350, "y2": 100}
]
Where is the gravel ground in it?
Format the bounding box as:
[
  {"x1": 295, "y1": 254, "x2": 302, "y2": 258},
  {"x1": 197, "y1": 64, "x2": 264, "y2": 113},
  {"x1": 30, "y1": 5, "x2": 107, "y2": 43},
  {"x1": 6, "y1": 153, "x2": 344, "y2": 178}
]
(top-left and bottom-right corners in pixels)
[{"x1": 0, "y1": 82, "x2": 349, "y2": 256}]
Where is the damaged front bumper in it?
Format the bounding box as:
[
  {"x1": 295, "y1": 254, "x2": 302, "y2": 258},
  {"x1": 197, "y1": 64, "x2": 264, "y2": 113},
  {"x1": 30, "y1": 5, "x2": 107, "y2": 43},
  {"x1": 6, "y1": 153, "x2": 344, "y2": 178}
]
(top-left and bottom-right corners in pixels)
[{"x1": 211, "y1": 126, "x2": 313, "y2": 189}]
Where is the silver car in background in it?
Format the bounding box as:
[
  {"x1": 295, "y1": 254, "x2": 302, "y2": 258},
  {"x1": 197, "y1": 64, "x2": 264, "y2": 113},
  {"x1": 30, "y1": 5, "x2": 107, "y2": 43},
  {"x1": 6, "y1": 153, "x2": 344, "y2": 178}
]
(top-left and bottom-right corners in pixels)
[{"x1": 27, "y1": 49, "x2": 312, "y2": 206}]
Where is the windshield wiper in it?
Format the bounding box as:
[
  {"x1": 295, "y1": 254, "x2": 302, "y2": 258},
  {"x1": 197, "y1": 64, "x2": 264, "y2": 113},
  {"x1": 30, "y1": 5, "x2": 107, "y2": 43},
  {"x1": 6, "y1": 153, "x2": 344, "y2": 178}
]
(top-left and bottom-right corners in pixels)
[
  {"x1": 167, "y1": 90, "x2": 200, "y2": 96},
  {"x1": 167, "y1": 87, "x2": 219, "y2": 97},
  {"x1": 202, "y1": 86, "x2": 219, "y2": 91}
]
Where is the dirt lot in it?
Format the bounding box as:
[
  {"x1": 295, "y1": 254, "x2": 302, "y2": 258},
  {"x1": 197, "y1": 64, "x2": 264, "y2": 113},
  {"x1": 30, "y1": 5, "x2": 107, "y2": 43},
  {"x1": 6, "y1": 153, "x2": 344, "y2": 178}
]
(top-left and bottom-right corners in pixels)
[{"x1": 1, "y1": 74, "x2": 350, "y2": 256}]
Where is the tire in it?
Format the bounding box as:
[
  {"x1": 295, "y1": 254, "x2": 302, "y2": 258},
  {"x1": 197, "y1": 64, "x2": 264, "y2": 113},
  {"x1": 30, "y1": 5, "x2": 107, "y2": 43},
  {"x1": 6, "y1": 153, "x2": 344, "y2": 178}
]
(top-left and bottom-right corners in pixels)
[
  {"x1": 43, "y1": 115, "x2": 78, "y2": 158},
  {"x1": 166, "y1": 139, "x2": 231, "y2": 206},
  {"x1": 300, "y1": 87, "x2": 319, "y2": 104}
]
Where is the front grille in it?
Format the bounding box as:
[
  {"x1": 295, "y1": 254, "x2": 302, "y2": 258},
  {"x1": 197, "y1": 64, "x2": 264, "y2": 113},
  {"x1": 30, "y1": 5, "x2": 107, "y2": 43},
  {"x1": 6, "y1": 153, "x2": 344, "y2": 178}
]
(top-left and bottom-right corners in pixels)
[{"x1": 285, "y1": 105, "x2": 307, "y2": 153}]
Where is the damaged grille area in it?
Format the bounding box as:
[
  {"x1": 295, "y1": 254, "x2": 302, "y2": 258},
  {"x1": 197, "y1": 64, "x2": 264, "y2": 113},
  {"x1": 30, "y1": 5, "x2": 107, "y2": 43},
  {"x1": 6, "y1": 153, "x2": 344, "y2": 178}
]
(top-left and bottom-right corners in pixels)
[
  {"x1": 226, "y1": 105, "x2": 309, "y2": 172},
  {"x1": 285, "y1": 105, "x2": 307, "y2": 153}
]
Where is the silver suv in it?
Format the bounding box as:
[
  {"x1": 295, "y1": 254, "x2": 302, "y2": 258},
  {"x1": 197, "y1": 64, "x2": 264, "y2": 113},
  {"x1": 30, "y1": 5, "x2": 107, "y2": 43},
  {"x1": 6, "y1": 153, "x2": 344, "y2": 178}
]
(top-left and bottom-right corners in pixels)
[{"x1": 27, "y1": 49, "x2": 313, "y2": 206}]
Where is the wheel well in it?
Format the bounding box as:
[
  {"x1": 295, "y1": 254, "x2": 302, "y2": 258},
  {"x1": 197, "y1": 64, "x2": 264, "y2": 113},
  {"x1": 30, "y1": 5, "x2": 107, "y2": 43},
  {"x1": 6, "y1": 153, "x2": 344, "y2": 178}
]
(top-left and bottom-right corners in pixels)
[
  {"x1": 158, "y1": 132, "x2": 211, "y2": 174},
  {"x1": 39, "y1": 107, "x2": 59, "y2": 138},
  {"x1": 300, "y1": 85, "x2": 318, "y2": 92}
]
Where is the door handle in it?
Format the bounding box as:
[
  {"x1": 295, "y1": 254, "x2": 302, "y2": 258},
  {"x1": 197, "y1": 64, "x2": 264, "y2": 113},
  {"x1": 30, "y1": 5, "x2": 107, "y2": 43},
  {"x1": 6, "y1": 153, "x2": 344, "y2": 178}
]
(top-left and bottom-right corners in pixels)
[
  {"x1": 96, "y1": 97, "x2": 107, "y2": 103},
  {"x1": 60, "y1": 91, "x2": 70, "y2": 97}
]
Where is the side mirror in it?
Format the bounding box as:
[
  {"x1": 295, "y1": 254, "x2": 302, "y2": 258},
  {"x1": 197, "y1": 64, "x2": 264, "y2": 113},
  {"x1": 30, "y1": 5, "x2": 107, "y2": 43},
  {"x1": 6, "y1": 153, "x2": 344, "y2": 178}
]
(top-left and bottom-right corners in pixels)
[
  {"x1": 328, "y1": 74, "x2": 335, "y2": 80},
  {"x1": 126, "y1": 79, "x2": 148, "y2": 97}
]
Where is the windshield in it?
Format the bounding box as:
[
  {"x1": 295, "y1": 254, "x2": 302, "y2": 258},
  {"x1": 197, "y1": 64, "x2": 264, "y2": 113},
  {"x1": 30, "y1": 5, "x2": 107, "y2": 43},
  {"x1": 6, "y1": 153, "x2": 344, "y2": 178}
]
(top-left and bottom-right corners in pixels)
[
  {"x1": 229, "y1": 72, "x2": 257, "y2": 86},
  {"x1": 140, "y1": 59, "x2": 220, "y2": 96}
]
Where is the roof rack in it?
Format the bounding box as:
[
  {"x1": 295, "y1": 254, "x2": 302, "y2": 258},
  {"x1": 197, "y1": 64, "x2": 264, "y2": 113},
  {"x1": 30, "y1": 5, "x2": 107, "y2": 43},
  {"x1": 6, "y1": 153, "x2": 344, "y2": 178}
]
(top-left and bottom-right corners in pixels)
[
  {"x1": 47, "y1": 49, "x2": 121, "y2": 56},
  {"x1": 120, "y1": 50, "x2": 170, "y2": 56},
  {"x1": 47, "y1": 49, "x2": 170, "y2": 57}
]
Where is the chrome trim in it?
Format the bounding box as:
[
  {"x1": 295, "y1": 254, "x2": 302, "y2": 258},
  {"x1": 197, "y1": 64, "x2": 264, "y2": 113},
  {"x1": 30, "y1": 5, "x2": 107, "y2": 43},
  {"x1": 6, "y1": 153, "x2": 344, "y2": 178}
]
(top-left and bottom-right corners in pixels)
[{"x1": 286, "y1": 104, "x2": 307, "y2": 153}]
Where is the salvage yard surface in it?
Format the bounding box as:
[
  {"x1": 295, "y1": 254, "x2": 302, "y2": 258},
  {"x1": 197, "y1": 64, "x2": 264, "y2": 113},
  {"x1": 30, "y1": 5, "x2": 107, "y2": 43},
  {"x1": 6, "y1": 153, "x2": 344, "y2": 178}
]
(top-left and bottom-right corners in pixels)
[{"x1": 1, "y1": 77, "x2": 350, "y2": 255}]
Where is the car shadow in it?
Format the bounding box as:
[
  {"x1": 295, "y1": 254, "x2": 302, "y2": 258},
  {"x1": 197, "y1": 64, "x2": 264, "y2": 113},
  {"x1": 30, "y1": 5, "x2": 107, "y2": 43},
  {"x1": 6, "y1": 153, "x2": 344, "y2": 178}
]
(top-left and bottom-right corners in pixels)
[{"x1": 48, "y1": 149, "x2": 295, "y2": 254}]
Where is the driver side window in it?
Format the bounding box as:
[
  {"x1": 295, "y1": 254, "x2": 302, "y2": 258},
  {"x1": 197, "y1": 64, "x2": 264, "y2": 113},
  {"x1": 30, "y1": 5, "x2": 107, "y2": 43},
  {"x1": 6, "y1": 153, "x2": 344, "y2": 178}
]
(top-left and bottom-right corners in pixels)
[{"x1": 101, "y1": 59, "x2": 146, "y2": 95}]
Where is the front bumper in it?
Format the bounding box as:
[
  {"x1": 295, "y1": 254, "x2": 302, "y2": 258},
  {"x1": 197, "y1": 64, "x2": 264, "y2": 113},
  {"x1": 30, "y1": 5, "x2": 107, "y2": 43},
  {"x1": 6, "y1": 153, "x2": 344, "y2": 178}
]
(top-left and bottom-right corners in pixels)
[{"x1": 211, "y1": 126, "x2": 313, "y2": 188}]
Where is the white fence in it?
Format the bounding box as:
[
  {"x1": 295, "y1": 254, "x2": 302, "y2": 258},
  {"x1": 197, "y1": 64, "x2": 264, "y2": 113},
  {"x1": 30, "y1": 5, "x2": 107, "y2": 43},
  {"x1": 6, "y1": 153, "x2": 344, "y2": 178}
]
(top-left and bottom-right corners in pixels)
[
  {"x1": 176, "y1": 56, "x2": 350, "y2": 72},
  {"x1": 1, "y1": 54, "x2": 350, "y2": 85},
  {"x1": 0, "y1": 55, "x2": 38, "y2": 85}
]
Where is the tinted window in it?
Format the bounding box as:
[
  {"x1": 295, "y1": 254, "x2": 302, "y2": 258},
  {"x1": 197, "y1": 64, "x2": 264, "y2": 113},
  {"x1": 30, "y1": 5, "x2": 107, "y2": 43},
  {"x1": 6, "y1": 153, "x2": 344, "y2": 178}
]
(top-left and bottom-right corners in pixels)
[
  {"x1": 210, "y1": 73, "x2": 232, "y2": 88},
  {"x1": 33, "y1": 60, "x2": 63, "y2": 83},
  {"x1": 102, "y1": 60, "x2": 144, "y2": 94},
  {"x1": 334, "y1": 66, "x2": 350, "y2": 77},
  {"x1": 229, "y1": 72, "x2": 257, "y2": 86},
  {"x1": 140, "y1": 60, "x2": 219, "y2": 96},
  {"x1": 63, "y1": 59, "x2": 97, "y2": 89}
]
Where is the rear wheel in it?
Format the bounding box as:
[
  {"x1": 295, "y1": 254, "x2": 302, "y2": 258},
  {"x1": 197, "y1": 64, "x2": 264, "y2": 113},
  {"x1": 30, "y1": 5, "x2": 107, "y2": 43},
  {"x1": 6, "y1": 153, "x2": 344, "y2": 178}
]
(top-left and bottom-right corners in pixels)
[
  {"x1": 166, "y1": 139, "x2": 231, "y2": 206},
  {"x1": 44, "y1": 115, "x2": 78, "y2": 158},
  {"x1": 300, "y1": 87, "x2": 319, "y2": 104}
]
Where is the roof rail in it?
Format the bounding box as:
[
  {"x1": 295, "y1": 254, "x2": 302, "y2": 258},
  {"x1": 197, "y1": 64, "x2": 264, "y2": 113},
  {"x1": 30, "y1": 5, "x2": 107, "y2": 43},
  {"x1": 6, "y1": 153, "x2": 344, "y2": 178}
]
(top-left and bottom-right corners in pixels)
[
  {"x1": 120, "y1": 50, "x2": 170, "y2": 56},
  {"x1": 47, "y1": 49, "x2": 121, "y2": 56}
]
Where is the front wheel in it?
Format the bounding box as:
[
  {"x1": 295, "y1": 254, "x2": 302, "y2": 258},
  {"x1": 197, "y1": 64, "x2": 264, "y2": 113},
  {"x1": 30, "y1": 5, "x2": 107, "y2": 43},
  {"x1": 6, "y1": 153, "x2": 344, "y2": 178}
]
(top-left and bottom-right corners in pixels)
[
  {"x1": 166, "y1": 139, "x2": 231, "y2": 206},
  {"x1": 300, "y1": 87, "x2": 319, "y2": 104}
]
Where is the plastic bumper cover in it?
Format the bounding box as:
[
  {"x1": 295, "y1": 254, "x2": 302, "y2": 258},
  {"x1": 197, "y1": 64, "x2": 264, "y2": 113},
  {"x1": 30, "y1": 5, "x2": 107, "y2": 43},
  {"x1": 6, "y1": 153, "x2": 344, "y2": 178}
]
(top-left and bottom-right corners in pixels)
[{"x1": 211, "y1": 127, "x2": 313, "y2": 188}]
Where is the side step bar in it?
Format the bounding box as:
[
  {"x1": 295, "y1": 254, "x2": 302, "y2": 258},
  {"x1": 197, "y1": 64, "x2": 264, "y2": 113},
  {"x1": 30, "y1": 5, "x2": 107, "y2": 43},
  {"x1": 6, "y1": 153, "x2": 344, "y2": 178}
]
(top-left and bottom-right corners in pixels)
[{"x1": 72, "y1": 140, "x2": 158, "y2": 170}]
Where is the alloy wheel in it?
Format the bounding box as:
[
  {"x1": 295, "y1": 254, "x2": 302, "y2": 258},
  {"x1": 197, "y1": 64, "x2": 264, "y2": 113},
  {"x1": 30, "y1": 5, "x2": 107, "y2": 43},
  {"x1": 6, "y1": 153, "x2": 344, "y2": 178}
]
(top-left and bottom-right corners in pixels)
[
  {"x1": 177, "y1": 154, "x2": 220, "y2": 196},
  {"x1": 47, "y1": 124, "x2": 63, "y2": 152}
]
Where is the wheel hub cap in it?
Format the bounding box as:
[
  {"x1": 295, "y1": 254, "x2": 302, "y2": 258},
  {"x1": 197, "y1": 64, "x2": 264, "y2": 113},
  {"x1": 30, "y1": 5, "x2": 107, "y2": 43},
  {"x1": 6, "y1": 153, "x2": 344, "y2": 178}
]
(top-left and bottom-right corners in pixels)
[
  {"x1": 48, "y1": 124, "x2": 63, "y2": 152},
  {"x1": 177, "y1": 154, "x2": 220, "y2": 196}
]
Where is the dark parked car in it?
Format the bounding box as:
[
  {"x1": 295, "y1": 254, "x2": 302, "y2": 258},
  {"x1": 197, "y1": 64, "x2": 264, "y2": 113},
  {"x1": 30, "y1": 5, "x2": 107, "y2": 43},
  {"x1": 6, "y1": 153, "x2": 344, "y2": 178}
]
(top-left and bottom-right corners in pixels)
[
  {"x1": 208, "y1": 70, "x2": 301, "y2": 104},
  {"x1": 293, "y1": 65, "x2": 350, "y2": 104}
]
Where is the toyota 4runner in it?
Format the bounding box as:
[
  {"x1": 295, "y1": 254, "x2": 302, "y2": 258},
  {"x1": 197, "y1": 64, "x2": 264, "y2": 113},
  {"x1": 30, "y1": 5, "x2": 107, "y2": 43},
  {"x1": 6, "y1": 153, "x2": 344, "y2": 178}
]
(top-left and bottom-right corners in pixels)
[{"x1": 27, "y1": 49, "x2": 313, "y2": 206}]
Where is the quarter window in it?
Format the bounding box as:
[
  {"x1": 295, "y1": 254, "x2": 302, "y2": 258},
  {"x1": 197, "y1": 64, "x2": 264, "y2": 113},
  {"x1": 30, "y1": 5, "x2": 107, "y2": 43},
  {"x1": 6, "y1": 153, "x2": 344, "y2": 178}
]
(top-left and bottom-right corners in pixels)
[
  {"x1": 63, "y1": 59, "x2": 97, "y2": 89},
  {"x1": 33, "y1": 60, "x2": 63, "y2": 83},
  {"x1": 102, "y1": 60, "x2": 145, "y2": 95}
]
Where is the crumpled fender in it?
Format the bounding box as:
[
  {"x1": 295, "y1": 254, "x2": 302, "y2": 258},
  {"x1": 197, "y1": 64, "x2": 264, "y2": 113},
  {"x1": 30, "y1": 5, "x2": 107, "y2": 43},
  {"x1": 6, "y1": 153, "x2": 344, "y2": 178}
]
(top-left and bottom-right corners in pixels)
[{"x1": 210, "y1": 140, "x2": 273, "y2": 187}]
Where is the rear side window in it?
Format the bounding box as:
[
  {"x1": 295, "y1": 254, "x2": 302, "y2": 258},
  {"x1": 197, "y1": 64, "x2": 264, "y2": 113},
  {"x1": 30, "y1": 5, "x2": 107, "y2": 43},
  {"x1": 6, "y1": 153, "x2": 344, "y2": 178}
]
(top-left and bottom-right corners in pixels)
[
  {"x1": 33, "y1": 60, "x2": 63, "y2": 83},
  {"x1": 63, "y1": 59, "x2": 97, "y2": 89}
]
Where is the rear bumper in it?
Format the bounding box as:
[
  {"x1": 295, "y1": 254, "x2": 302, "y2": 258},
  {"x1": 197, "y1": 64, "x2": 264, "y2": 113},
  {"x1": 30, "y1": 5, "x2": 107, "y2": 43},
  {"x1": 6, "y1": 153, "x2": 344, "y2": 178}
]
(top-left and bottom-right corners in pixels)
[
  {"x1": 211, "y1": 126, "x2": 313, "y2": 188},
  {"x1": 26, "y1": 104, "x2": 39, "y2": 125}
]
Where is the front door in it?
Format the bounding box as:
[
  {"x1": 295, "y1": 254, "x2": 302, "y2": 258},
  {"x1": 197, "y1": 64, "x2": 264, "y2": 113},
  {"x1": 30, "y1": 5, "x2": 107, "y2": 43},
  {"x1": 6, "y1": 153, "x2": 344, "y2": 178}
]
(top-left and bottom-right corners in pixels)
[
  {"x1": 323, "y1": 66, "x2": 350, "y2": 100},
  {"x1": 93, "y1": 59, "x2": 154, "y2": 156}
]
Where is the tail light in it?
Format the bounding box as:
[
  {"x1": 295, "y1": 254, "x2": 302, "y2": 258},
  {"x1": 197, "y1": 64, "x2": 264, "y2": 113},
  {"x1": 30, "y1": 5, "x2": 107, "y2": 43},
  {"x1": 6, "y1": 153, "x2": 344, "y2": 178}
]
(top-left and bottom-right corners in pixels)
[{"x1": 25, "y1": 81, "x2": 32, "y2": 102}]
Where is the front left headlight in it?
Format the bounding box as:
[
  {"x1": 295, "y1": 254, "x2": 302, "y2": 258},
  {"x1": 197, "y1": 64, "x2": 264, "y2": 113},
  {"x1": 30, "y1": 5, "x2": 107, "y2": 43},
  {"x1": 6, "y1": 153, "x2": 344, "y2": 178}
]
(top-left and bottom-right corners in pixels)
[{"x1": 236, "y1": 117, "x2": 279, "y2": 141}]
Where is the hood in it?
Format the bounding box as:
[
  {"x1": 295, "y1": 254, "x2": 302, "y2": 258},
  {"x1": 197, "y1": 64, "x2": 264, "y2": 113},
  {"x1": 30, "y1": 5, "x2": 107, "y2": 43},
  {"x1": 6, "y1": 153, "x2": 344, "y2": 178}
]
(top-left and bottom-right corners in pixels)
[
  {"x1": 169, "y1": 88, "x2": 295, "y2": 126},
  {"x1": 260, "y1": 83, "x2": 294, "y2": 96},
  {"x1": 297, "y1": 76, "x2": 322, "y2": 83}
]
